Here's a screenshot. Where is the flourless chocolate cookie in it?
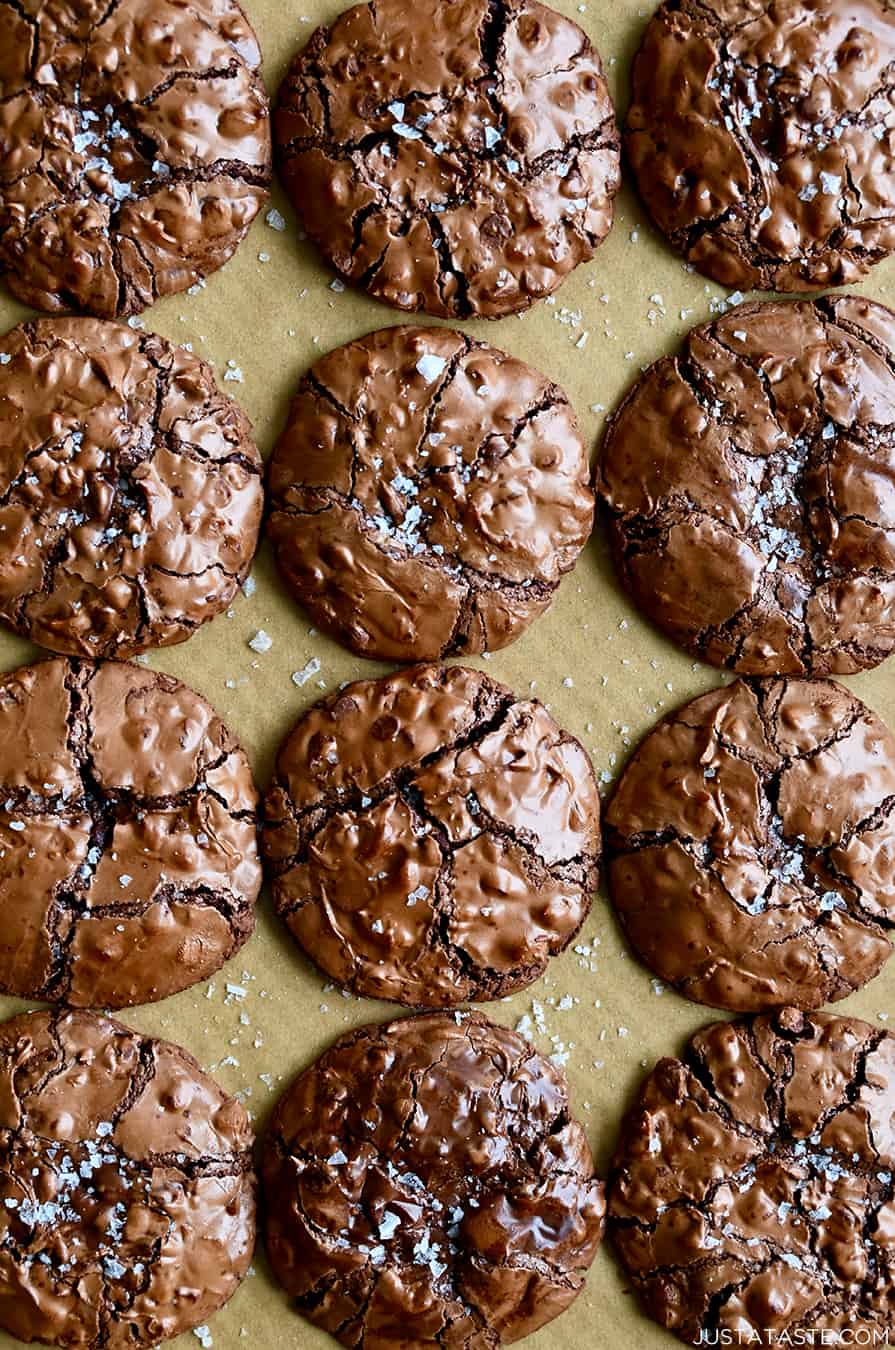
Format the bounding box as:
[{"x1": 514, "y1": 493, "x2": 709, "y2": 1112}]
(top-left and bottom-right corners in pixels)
[
  {"x1": 606, "y1": 677, "x2": 895, "y2": 1012},
  {"x1": 609, "y1": 1007, "x2": 895, "y2": 1344},
  {"x1": 598, "y1": 296, "x2": 895, "y2": 676},
  {"x1": 262, "y1": 1010, "x2": 605, "y2": 1347},
  {"x1": 0, "y1": 0, "x2": 271, "y2": 317},
  {"x1": 0, "y1": 657, "x2": 261, "y2": 1008},
  {"x1": 626, "y1": 0, "x2": 895, "y2": 292},
  {"x1": 274, "y1": 0, "x2": 620, "y2": 319},
  {"x1": 267, "y1": 326, "x2": 594, "y2": 661},
  {"x1": 262, "y1": 663, "x2": 601, "y2": 1006},
  {"x1": 0, "y1": 1006, "x2": 255, "y2": 1349},
  {"x1": 0, "y1": 317, "x2": 263, "y2": 658}
]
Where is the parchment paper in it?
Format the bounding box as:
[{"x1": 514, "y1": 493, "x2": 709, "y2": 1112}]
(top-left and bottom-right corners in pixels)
[{"x1": 0, "y1": 2, "x2": 893, "y2": 1346}]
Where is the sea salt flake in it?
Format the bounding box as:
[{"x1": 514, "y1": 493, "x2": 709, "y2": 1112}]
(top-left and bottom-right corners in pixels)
[{"x1": 416, "y1": 354, "x2": 447, "y2": 382}]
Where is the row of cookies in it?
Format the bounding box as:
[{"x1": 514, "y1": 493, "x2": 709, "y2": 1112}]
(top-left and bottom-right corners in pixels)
[
  {"x1": 1, "y1": 991, "x2": 891, "y2": 1343},
  {"x1": 4, "y1": 0, "x2": 894, "y2": 320},
  {"x1": 5, "y1": 644, "x2": 894, "y2": 1018},
  {"x1": 2, "y1": 295, "x2": 894, "y2": 677}
]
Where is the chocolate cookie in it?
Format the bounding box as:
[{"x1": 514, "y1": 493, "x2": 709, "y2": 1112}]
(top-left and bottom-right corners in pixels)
[
  {"x1": 606, "y1": 677, "x2": 895, "y2": 1012},
  {"x1": 274, "y1": 0, "x2": 620, "y2": 319},
  {"x1": 263, "y1": 1010, "x2": 604, "y2": 1347},
  {"x1": 262, "y1": 663, "x2": 601, "y2": 1006},
  {"x1": 0, "y1": 317, "x2": 263, "y2": 658},
  {"x1": 609, "y1": 1006, "x2": 895, "y2": 1344},
  {"x1": 0, "y1": 0, "x2": 271, "y2": 317},
  {"x1": 626, "y1": 0, "x2": 895, "y2": 292},
  {"x1": 598, "y1": 296, "x2": 895, "y2": 676},
  {"x1": 0, "y1": 657, "x2": 261, "y2": 1008},
  {"x1": 267, "y1": 326, "x2": 594, "y2": 661},
  {"x1": 0, "y1": 1006, "x2": 255, "y2": 1349}
]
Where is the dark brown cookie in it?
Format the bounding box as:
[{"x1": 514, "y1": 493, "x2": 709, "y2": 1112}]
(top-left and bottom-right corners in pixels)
[
  {"x1": 0, "y1": 0, "x2": 271, "y2": 317},
  {"x1": 626, "y1": 0, "x2": 895, "y2": 292},
  {"x1": 274, "y1": 0, "x2": 620, "y2": 319},
  {"x1": 598, "y1": 296, "x2": 895, "y2": 676},
  {"x1": 262, "y1": 663, "x2": 601, "y2": 1006},
  {"x1": 0, "y1": 1006, "x2": 255, "y2": 1349},
  {"x1": 606, "y1": 677, "x2": 895, "y2": 1012},
  {"x1": 267, "y1": 326, "x2": 595, "y2": 662},
  {"x1": 0, "y1": 317, "x2": 263, "y2": 658},
  {"x1": 609, "y1": 1007, "x2": 895, "y2": 1344},
  {"x1": 263, "y1": 1010, "x2": 605, "y2": 1348},
  {"x1": 0, "y1": 657, "x2": 261, "y2": 1009}
]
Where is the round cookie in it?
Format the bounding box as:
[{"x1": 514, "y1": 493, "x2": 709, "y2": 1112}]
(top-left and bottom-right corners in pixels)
[
  {"x1": 598, "y1": 296, "x2": 895, "y2": 676},
  {"x1": 267, "y1": 326, "x2": 595, "y2": 661},
  {"x1": 274, "y1": 0, "x2": 620, "y2": 319},
  {"x1": 0, "y1": 317, "x2": 263, "y2": 658},
  {"x1": 609, "y1": 1006, "x2": 895, "y2": 1344},
  {"x1": 262, "y1": 1010, "x2": 605, "y2": 1347},
  {"x1": 0, "y1": 657, "x2": 261, "y2": 1008},
  {"x1": 626, "y1": 0, "x2": 895, "y2": 292},
  {"x1": 0, "y1": 1006, "x2": 255, "y2": 1349},
  {"x1": 262, "y1": 663, "x2": 601, "y2": 1006},
  {"x1": 0, "y1": 0, "x2": 271, "y2": 317},
  {"x1": 605, "y1": 677, "x2": 895, "y2": 1012}
]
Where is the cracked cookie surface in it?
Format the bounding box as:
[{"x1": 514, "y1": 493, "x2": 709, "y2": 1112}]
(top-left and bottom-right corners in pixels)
[
  {"x1": 0, "y1": 1006, "x2": 256, "y2": 1349},
  {"x1": 608, "y1": 1006, "x2": 895, "y2": 1344},
  {"x1": 0, "y1": 317, "x2": 263, "y2": 658},
  {"x1": 598, "y1": 296, "x2": 895, "y2": 676},
  {"x1": 606, "y1": 677, "x2": 895, "y2": 1012},
  {"x1": 0, "y1": 0, "x2": 271, "y2": 317},
  {"x1": 626, "y1": 0, "x2": 895, "y2": 292},
  {"x1": 273, "y1": 0, "x2": 620, "y2": 319},
  {"x1": 262, "y1": 1009, "x2": 604, "y2": 1348},
  {"x1": 262, "y1": 663, "x2": 601, "y2": 1007},
  {"x1": 267, "y1": 326, "x2": 595, "y2": 662},
  {"x1": 0, "y1": 657, "x2": 261, "y2": 1009}
]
